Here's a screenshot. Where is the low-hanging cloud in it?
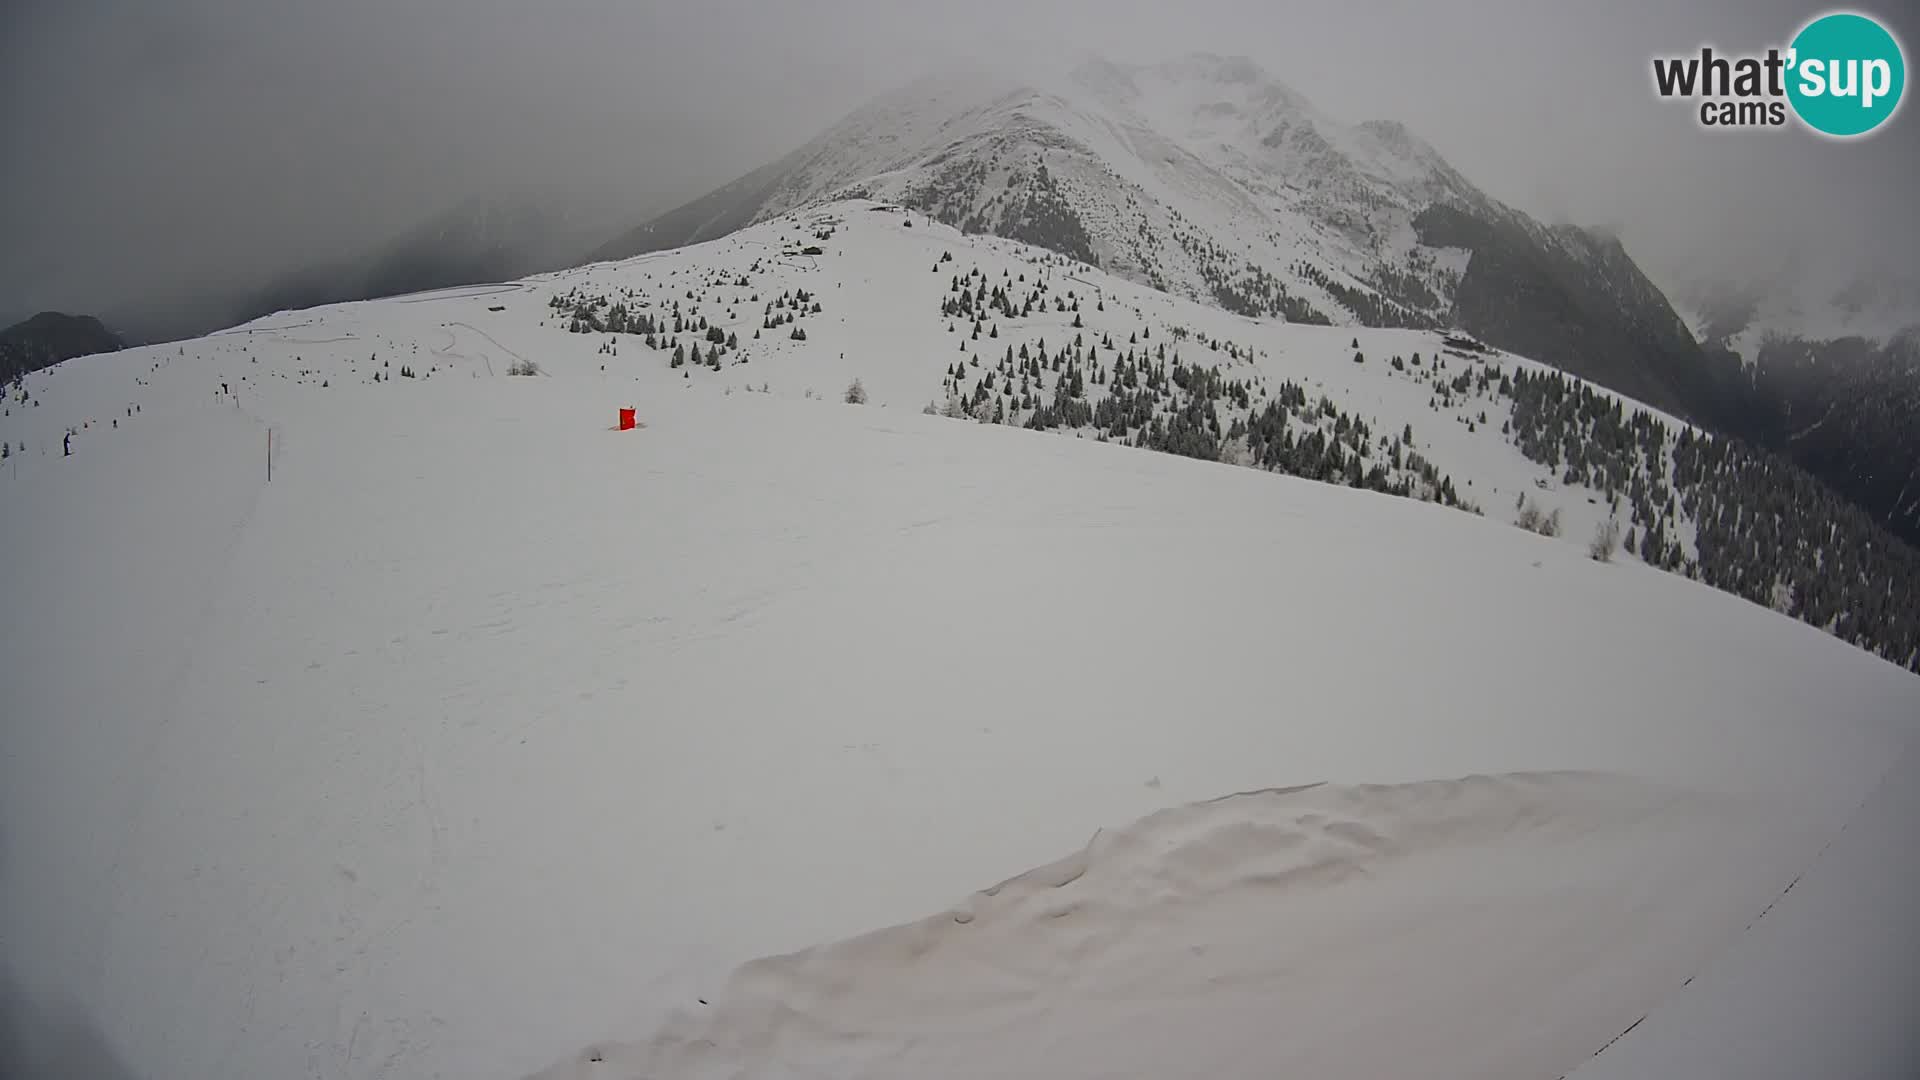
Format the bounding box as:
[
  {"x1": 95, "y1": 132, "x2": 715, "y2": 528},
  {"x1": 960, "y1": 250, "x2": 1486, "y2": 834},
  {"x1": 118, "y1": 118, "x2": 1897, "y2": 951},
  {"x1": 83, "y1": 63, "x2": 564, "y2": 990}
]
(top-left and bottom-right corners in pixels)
[{"x1": 2, "y1": 0, "x2": 1914, "y2": 340}]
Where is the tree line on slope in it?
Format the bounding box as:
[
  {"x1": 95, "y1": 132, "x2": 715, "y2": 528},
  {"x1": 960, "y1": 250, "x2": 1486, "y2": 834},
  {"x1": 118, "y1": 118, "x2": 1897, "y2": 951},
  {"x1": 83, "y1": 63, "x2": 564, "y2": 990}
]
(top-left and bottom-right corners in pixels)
[
  {"x1": 1411, "y1": 202, "x2": 1920, "y2": 556},
  {"x1": 926, "y1": 264, "x2": 1472, "y2": 510},
  {"x1": 550, "y1": 270, "x2": 824, "y2": 371},
  {"x1": 925, "y1": 256, "x2": 1916, "y2": 671},
  {"x1": 1501, "y1": 368, "x2": 1920, "y2": 672}
]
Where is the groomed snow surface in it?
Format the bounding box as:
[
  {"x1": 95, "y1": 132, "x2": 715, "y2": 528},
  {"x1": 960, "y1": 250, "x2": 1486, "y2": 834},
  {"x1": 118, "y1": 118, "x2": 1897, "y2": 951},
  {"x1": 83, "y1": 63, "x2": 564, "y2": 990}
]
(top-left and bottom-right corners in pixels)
[{"x1": 4, "y1": 209, "x2": 1919, "y2": 1079}]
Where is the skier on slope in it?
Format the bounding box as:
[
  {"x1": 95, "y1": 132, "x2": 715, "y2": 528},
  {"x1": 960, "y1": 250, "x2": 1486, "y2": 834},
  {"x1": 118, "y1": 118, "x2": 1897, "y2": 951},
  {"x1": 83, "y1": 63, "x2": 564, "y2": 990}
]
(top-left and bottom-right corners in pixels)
[{"x1": 63, "y1": 431, "x2": 72, "y2": 457}]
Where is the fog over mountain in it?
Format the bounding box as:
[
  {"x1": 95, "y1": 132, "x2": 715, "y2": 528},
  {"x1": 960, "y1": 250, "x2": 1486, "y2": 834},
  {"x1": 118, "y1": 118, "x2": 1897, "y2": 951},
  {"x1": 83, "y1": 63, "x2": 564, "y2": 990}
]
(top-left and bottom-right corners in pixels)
[{"x1": 3, "y1": 0, "x2": 1915, "y2": 343}]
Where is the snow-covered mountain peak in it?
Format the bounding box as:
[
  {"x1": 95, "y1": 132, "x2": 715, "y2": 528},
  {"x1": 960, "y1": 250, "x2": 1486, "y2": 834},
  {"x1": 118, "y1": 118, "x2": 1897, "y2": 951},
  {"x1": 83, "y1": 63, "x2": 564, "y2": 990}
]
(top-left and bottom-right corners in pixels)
[
  {"x1": 593, "y1": 54, "x2": 1704, "y2": 419},
  {"x1": 628, "y1": 53, "x2": 1485, "y2": 329},
  {"x1": 1054, "y1": 52, "x2": 1449, "y2": 198}
]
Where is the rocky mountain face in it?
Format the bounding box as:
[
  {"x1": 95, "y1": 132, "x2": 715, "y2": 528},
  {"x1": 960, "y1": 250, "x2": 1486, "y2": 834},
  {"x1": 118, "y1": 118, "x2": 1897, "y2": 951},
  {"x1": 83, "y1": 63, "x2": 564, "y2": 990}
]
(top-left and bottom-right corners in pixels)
[
  {"x1": 0, "y1": 312, "x2": 125, "y2": 385},
  {"x1": 1410, "y1": 207, "x2": 1709, "y2": 414}
]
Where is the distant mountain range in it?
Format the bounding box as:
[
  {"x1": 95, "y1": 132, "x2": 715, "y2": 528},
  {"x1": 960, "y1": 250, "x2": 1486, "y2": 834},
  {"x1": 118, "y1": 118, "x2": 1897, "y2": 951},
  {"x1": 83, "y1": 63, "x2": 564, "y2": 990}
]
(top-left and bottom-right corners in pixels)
[
  {"x1": 0, "y1": 312, "x2": 124, "y2": 385},
  {"x1": 226, "y1": 198, "x2": 615, "y2": 331}
]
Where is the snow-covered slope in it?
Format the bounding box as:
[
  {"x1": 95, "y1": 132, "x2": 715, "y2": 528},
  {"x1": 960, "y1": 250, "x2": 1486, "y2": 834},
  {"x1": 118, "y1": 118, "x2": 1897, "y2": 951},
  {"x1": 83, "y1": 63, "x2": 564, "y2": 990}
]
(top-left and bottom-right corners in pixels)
[{"x1": 3, "y1": 203, "x2": 1918, "y2": 1080}]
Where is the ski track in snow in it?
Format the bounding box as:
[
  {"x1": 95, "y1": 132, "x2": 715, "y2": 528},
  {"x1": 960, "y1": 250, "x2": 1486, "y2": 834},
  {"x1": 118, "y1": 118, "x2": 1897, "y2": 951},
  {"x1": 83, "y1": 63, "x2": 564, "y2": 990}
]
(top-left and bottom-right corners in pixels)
[{"x1": 1566, "y1": 746, "x2": 1920, "y2": 1080}]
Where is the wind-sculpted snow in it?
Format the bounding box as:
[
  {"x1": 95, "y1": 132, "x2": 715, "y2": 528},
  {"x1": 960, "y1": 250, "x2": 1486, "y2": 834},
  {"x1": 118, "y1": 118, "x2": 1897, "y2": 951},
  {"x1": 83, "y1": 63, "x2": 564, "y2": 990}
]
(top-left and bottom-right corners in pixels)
[{"x1": 530, "y1": 771, "x2": 1803, "y2": 1080}]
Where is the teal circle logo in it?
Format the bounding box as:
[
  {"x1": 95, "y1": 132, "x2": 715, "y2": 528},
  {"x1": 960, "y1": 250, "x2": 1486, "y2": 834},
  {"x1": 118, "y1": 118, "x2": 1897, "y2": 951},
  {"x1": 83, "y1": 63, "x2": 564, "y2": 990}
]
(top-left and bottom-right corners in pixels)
[{"x1": 1787, "y1": 12, "x2": 1906, "y2": 137}]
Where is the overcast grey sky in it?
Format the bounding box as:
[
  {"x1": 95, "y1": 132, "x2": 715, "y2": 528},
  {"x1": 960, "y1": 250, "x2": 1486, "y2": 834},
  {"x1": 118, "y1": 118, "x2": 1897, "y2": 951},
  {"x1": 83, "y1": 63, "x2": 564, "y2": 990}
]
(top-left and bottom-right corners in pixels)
[{"x1": 3, "y1": 0, "x2": 1916, "y2": 336}]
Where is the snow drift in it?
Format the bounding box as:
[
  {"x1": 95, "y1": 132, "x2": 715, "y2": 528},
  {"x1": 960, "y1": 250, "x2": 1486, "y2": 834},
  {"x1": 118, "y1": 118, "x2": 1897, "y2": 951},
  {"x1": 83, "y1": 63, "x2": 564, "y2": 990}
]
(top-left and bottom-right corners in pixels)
[{"x1": 533, "y1": 771, "x2": 1803, "y2": 1080}]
